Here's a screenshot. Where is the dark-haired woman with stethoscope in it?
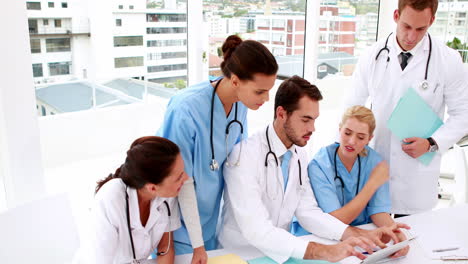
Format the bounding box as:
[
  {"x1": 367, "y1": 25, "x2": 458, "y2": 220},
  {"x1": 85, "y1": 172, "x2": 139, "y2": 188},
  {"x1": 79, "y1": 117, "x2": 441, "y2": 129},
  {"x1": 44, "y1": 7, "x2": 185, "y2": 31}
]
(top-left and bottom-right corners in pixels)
[
  {"x1": 93, "y1": 136, "x2": 188, "y2": 264},
  {"x1": 157, "y1": 35, "x2": 278, "y2": 263},
  {"x1": 293, "y1": 106, "x2": 409, "y2": 258}
]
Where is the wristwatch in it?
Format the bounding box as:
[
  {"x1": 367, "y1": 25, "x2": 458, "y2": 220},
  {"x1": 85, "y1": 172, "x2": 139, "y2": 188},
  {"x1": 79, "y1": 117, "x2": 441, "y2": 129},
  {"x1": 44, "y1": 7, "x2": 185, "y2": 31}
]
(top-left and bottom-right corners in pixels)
[{"x1": 427, "y1": 137, "x2": 438, "y2": 152}]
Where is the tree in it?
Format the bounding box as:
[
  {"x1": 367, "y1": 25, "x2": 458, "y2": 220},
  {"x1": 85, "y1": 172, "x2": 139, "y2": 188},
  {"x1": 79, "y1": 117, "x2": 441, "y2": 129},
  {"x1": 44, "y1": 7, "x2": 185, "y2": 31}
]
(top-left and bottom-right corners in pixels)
[
  {"x1": 233, "y1": 9, "x2": 248, "y2": 17},
  {"x1": 447, "y1": 37, "x2": 468, "y2": 63},
  {"x1": 175, "y1": 79, "x2": 187, "y2": 89}
]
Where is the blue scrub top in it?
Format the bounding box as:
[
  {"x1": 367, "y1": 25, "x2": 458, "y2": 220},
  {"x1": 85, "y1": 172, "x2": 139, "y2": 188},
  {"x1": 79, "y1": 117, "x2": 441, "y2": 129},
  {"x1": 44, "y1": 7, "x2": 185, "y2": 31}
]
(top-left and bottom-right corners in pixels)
[
  {"x1": 292, "y1": 143, "x2": 390, "y2": 236},
  {"x1": 157, "y1": 79, "x2": 248, "y2": 249}
]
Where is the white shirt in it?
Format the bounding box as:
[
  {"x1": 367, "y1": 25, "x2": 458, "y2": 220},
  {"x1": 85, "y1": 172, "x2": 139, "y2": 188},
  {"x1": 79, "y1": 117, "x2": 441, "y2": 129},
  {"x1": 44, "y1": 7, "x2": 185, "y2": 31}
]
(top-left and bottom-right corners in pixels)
[
  {"x1": 93, "y1": 179, "x2": 181, "y2": 264},
  {"x1": 394, "y1": 32, "x2": 424, "y2": 65},
  {"x1": 219, "y1": 125, "x2": 348, "y2": 264},
  {"x1": 346, "y1": 32, "x2": 468, "y2": 214}
]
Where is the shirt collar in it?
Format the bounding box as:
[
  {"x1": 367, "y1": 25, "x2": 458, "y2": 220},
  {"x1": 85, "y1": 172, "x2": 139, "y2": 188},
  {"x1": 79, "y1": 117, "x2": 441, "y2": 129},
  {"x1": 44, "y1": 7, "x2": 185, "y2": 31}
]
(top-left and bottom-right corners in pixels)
[
  {"x1": 266, "y1": 124, "x2": 297, "y2": 158},
  {"x1": 393, "y1": 32, "x2": 428, "y2": 56},
  {"x1": 126, "y1": 187, "x2": 169, "y2": 229}
]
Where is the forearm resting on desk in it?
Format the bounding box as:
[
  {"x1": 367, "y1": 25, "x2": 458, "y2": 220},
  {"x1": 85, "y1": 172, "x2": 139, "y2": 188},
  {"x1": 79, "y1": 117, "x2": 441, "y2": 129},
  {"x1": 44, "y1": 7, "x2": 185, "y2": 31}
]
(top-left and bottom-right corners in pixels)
[
  {"x1": 178, "y1": 178, "x2": 204, "y2": 248},
  {"x1": 330, "y1": 183, "x2": 380, "y2": 225},
  {"x1": 303, "y1": 240, "x2": 368, "y2": 262}
]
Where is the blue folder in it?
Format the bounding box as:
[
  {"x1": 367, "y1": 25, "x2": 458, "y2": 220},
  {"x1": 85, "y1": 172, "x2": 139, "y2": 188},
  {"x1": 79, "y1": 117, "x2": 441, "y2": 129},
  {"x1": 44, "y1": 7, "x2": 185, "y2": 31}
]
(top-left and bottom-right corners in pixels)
[
  {"x1": 387, "y1": 87, "x2": 443, "y2": 166},
  {"x1": 248, "y1": 256, "x2": 336, "y2": 264}
]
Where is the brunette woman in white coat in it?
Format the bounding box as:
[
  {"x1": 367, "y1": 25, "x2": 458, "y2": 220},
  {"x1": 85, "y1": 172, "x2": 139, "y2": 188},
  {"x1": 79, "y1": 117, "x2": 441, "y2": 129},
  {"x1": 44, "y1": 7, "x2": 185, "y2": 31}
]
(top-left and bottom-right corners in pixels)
[{"x1": 94, "y1": 136, "x2": 188, "y2": 264}]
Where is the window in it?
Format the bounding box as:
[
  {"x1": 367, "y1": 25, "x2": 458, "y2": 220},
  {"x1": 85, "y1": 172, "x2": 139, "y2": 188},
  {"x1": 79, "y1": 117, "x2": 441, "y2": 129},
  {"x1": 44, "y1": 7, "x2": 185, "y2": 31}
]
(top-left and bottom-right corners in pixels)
[
  {"x1": 147, "y1": 14, "x2": 187, "y2": 22},
  {"x1": 48, "y1": 61, "x2": 71, "y2": 75},
  {"x1": 116, "y1": 19, "x2": 122, "y2": 27},
  {"x1": 316, "y1": 1, "x2": 380, "y2": 79},
  {"x1": 26, "y1": 2, "x2": 41, "y2": 10},
  {"x1": 32, "y1": 63, "x2": 43, "y2": 77},
  {"x1": 146, "y1": 27, "x2": 186, "y2": 34},
  {"x1": 147, "y1": 51, "x2": 187, "y2": 60},
  {"x1": 147, "y1": 39, "x2": 187, "y2": 47},
  {"x1": 46, "y1": 38, "x2": 71, "y2": 52},
  {"x1": 43, "y1": 19, "x2": 49, "y2": 26},
  {"x1": 61, "y1": 2, "x2": 68, "y2": 8},
  {"x1": 54, "y1": 19, "x2": 62, "y2": 28},
  {"x1": 113, "y1": 36, "x2": 143, "y2": 47},
  {"x1": 114, "y1": 57, "x2": 144, "y2": 68},
  {"x1": 147, "y1": 64, "x2": 187, "y2": 73},
  {"x1": 118, "y1": 5, "x2": 123, "y2": 9},
  {"x1": 41, "y1": 106, "x2": 46, "y2": 116},
  {"x1": 30, "y1": 39, "x2": 41, "y2": 53},
  {"x1": 48, "y1": 2, "x2": 54, "y2": 8},
  {"x1": 28, "y1": 19, "x2": 38, "y2": 34},
  {"x1": 129, "y1": 5, "x2": 134, "y2": 9}
]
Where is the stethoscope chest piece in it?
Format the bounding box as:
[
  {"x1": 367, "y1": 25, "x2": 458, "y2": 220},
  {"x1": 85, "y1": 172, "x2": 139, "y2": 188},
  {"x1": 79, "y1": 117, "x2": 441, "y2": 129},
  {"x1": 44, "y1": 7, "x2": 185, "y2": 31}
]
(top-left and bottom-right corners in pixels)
[
  {"x1": 421, "y1": 80, "x2": 429, "y2": 90},
  {"x1": 210, "y1": 159, "x2": 219, "y2": 171}
]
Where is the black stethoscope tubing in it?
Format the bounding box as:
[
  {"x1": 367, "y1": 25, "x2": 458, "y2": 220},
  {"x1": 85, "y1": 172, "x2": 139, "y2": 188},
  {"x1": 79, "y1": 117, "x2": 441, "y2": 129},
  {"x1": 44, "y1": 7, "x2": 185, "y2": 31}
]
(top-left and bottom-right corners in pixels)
[
  {"x1": 334, "y1": 146, "x2": 361, "y2": 201},
  {"x1": 210, "y1": 78, "x2": 243, "y2": 171},
  {"x1": 126, "y1": 187, "x2": 171, "y2": 261},
  {"x1": 264, "y1": 126, "x2": 302, "y2": 186},
  {"x1": 375, "y1": 32, "x2": 432, "y2": 83}
]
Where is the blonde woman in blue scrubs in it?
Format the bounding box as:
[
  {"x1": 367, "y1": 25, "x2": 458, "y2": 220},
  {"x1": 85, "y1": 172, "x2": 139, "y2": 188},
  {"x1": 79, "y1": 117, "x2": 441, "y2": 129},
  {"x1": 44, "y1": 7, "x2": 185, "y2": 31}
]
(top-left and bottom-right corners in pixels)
[
  {"x1": 157, "y1": 35, "x2": 278, "y2": 264},
  {"x1": 295, "y1": 106, "x2": 409, "y2": 259}
]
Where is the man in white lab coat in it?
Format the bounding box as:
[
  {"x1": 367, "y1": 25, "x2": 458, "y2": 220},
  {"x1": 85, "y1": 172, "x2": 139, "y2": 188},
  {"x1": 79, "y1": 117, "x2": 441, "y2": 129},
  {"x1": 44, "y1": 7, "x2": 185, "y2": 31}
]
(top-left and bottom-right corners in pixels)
[
  {"x1": 345, "y1": 0, "x2": 468, "y2": 216},
  {"x1": 219, "y1": 76, "x2": 409, "y2": 264}
]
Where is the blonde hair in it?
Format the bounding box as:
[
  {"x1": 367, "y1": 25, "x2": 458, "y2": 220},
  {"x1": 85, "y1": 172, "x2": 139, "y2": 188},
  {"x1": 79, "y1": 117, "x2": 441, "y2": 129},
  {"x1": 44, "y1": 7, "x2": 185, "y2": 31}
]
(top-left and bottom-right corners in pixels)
[{"x1": 339, "y1": 105, "x2": 376, "y2": 156}]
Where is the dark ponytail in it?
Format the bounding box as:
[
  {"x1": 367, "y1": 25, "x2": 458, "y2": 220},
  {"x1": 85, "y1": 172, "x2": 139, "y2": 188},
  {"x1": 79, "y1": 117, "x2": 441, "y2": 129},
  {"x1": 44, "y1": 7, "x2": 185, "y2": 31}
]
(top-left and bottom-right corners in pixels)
[
  {"x1": 95, "y1": 136, "x2": 180, "y2": 194},
  {"x1": 220, "y1": 35, "x2": 278, "y2": 81}
]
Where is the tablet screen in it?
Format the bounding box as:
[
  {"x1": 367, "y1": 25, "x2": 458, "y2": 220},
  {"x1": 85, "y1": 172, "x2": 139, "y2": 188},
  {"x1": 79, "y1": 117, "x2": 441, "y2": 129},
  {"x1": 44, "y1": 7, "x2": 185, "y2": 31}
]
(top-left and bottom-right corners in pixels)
[{"x1": 360, "y1": 237, "x2": 416, "y2": 264}]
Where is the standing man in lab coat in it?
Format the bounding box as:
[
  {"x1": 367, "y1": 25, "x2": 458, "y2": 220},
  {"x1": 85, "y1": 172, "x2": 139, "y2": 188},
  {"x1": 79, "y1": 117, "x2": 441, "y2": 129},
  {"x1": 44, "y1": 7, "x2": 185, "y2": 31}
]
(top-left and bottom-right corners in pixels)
[
  {"x1": 345, "y1": 0, "x2": 468, "y2": 216},
  {"x1": 219, "y1": 76, "x2": 409, "y2": 264}
]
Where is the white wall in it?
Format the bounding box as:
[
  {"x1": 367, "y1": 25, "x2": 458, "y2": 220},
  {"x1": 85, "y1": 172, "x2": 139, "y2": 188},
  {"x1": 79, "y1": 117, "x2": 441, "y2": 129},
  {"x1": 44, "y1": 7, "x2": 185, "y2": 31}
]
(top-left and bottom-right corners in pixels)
[
  {"x1": 0, "y1": 0, "x2": 45, "y2": 209},
  {"x1": 38, "y1": 100, "x2": 169, "y2": 169}
]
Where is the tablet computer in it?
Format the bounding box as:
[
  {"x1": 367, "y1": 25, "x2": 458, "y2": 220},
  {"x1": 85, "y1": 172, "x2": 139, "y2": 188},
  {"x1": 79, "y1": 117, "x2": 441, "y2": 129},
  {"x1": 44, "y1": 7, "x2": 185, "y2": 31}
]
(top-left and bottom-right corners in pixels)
[{"x1": 360, "y1": 237, "x2": 416, "y2": 264}]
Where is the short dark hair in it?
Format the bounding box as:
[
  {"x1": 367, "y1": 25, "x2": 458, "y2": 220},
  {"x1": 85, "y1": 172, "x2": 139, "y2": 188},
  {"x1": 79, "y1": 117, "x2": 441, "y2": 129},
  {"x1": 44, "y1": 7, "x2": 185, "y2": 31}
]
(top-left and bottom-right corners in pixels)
[
  {"x1": 399, "y1": 0, "x2": 438, "y2": 16},
  {"x1": 221, "y1": 35, "x2": 278, "y2": 80},
  {"x1": 95, "y1": 136, "x2": 180, "y2": 194},
  {"x1": 274, "y1": 75, "x2": 323, "y2": 119}
]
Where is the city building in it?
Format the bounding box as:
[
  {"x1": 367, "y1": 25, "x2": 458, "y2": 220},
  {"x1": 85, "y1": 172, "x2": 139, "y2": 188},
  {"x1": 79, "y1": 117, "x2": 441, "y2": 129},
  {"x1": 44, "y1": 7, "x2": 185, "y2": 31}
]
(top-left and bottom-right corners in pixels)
[
  {"x1": 431, "y1": 1, "x2": 468, "y2": 44},
  {"x1": 26, "y1": 0, "x2": 189, "y2": 88}
]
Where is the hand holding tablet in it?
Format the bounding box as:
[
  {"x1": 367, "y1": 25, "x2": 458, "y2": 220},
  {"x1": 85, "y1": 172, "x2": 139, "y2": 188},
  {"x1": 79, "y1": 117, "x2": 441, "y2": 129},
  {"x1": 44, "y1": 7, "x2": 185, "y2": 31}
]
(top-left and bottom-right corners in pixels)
[{"x1": 360, "y1": 237, "x2": 416, "y2": 264}]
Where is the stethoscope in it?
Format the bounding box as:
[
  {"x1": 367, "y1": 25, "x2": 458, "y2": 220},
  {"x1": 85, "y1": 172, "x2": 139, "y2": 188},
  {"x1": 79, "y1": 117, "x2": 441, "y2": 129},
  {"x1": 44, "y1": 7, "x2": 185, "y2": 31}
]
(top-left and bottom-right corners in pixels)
[
  {"x1": 264, "y1": 126, "x2": 304, "y2": 200},
  {"x1": 375, "y1": 32, "x2": 432, "y2": 91},
  {"x1": 333, "y1": 145, "x2": 361, "y2": 206},
  {"x1": 125, "y1": 186, "x2": 171, "y2": 263},
  {"x1": 209, "y1": 78, "x2": 244, "y2": 171}
]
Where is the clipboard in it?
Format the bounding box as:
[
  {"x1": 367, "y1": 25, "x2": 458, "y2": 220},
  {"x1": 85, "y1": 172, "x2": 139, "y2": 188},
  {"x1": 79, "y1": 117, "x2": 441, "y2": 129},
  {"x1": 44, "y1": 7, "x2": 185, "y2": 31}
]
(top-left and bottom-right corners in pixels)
[{"x1": 387, "y1": 87, "x2": 443, "y2": 166}]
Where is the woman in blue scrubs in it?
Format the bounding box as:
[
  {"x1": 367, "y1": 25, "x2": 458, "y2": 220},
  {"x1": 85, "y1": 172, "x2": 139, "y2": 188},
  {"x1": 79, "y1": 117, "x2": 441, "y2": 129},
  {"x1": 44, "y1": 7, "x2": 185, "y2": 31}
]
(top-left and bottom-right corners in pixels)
[
  {"x1": 294, "y1": 106, "x2": 408, "y2": 258},
  {"x1": 157, "y1": 35, "x2": 278, "y2": 263}
]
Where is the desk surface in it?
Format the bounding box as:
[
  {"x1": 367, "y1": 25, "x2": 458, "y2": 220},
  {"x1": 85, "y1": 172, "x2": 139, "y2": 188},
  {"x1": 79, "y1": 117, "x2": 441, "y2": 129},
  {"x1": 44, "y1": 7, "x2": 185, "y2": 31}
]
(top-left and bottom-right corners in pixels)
[{"x1": 150, "y1": 204, "x2": 468, "y2": 264}]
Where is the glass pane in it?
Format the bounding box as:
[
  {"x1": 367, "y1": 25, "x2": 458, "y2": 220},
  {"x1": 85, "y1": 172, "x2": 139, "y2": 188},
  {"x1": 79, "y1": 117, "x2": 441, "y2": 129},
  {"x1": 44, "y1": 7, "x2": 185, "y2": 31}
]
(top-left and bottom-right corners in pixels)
[
  {"x1": 203, "y1": 0, "x2": 307, "y2": 80},
  {"x1": 113, "y1": 36, "x2": 144, "y2": 47},
  {"x1": 48, "y1": 61, "x2": 71, "y2": 75},
  {"x1": 46, "y1": 38, "x2": 71, "y2": 52},
  {"x1": 30, "y1": 39, "x2": 41, "y2": 53},
  {"x1": 27, "y1": 2, "x2": 41, "y2": 10},
  {"x1": 317, "y1": 0, "x2": 380, "y2": 79},
  {"x1": 28, "y1": 0, "x2": 188, "y2": 116},
  {"x1": 429, "y1": 0, "x2": 468, "y2": 63},
  {"x1": 32, "y1": 63, "x2": 43, "y2": 77},
  {"x1": 114, "y1": 56, "x2": 144, "y2": 68}
]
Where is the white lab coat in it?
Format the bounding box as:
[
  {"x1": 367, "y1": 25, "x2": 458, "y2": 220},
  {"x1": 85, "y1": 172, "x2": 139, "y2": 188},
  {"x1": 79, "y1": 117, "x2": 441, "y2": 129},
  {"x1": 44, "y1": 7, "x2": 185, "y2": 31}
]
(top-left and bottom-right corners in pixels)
[
  {"x1": 219, "y1": 125, "x2": 348, "y2": 264},
  {"x1": 93, "y1": 179, "x2": 181, "y2": 264},
  {"x1": 345, "y1": 33, "x2": 468, "y2": 214}
]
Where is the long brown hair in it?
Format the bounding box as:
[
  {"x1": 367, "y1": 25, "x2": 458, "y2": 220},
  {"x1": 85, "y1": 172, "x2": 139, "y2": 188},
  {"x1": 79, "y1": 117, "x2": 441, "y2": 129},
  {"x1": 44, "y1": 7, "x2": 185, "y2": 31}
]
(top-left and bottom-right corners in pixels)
[
  {"x1": 95, "y1": 136, "x2": 180, "y2": 194},
  {"x1": 220, "y1": 35, "x2": 278, "y2": 81}
]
